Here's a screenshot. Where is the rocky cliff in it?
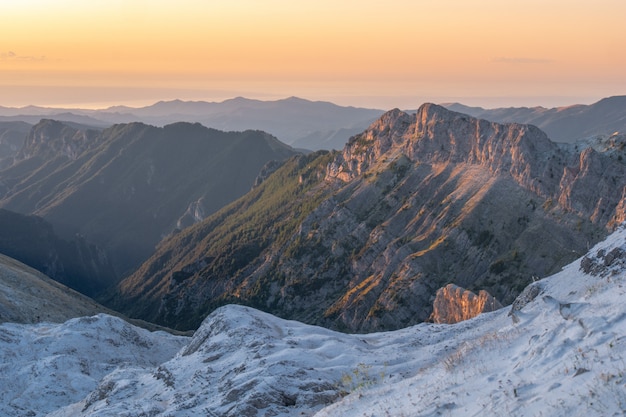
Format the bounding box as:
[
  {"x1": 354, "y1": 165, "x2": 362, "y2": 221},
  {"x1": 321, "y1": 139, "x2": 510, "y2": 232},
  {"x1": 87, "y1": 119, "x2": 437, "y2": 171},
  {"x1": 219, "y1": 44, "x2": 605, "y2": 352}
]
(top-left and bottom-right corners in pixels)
[
  {"x1": 114, "y1": 104, "x2": 626, "y2": 332},
  {"x1": 0, "y1": 121, "x2": 31, "y2": 169},
  {"x1": 429, "y1": 283, "x2": 503, "y2": 324}
]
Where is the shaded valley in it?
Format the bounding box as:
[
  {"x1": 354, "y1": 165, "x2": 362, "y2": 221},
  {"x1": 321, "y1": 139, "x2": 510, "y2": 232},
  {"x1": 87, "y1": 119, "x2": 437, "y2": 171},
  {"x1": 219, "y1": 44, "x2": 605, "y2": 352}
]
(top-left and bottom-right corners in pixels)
[{"x1": 0, "y1": 120, "x2": 297, "y2": 285}]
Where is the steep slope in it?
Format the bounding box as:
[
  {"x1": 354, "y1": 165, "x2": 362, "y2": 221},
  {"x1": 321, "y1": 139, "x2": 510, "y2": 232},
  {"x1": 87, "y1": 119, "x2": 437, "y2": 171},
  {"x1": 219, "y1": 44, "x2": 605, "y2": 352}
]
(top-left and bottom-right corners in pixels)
[
  {"x1": 112, "y1": 151, "x2": 336, "y2": 329},
  {"x1": 0, "y1": 252, "x2": 116, "y2": 324},
  {"x1": 0, "y1": 314, "x2": 188, "y2": 417},
  {"x1": 0, "y1": 121, "x2": 31, "y2": 168},
  {"x1": 0, "y1": 209, "x2": 115, "y2": 296},
  {"x1": 115, "y1": 104, "x2": 626, "y2": 332},
  {"x1": 0, "y1": 120, "x2": 297, "y2": 278},
  {"x1": 445, "y1": 95, "x2": 626, "y2": 142},
  {"x1": 5, "y1": 223, "x2": 624, "y2": 416}
]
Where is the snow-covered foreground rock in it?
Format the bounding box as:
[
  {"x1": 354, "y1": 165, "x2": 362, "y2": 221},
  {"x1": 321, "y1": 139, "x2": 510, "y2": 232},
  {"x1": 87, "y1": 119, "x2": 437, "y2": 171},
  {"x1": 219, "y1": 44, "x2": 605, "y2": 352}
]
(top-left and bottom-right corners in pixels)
[
  {"x1": 0, "y1": 314, "x2": 188, "y2": 416},
  {"x1": 3, "y1": 225, "x2": 626, "y2": 416},
  {"x1": 316, "y1": 226, "x2": 626, "y2": 417}
]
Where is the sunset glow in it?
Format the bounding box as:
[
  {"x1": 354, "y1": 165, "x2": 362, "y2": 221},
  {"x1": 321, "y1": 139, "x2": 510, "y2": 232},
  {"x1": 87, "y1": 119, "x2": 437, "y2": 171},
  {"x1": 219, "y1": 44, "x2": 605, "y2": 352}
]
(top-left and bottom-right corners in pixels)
[{"x1": 1, "y1": 0, "x2": 625, "y2": 109}]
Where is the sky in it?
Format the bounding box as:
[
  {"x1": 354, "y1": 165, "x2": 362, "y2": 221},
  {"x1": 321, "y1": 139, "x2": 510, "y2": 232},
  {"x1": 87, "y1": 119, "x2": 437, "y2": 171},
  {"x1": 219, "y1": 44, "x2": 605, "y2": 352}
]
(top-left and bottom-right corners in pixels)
[{"x1": 1, "y1": 0, "x2": 625, "y2": 110}]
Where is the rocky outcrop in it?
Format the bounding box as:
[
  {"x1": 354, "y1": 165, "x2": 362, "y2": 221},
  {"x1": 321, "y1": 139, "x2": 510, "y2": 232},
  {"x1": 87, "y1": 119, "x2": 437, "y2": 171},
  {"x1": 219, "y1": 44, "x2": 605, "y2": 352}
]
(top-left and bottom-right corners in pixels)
[
  {"x1": 16, "y1": 119, "x2": 102, "y2": 160},
  {"x1": 328, "y1": 105, "x2": 626, "y2": 228},
  {"x1": 429, "y1": 284, "x2": 503, "y2": 324}
]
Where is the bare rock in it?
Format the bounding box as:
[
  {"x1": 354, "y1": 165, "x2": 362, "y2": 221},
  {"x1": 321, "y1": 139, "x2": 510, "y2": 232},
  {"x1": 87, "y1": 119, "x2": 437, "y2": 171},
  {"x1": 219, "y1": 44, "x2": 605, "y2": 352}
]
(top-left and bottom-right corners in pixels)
[
  {"x1": 429, "y1": 284, "x2": 503, "y2": 324},
  {"x1": 509, "y1": 284, "x2": 542, "y2": 319}
]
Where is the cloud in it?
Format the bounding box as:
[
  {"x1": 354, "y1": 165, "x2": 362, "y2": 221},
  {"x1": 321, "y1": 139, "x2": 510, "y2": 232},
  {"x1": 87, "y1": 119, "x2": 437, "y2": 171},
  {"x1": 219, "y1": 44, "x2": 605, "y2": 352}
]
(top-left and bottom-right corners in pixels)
[
  {"x1": 492, "y1": 57, "x2": 552, "y2": 64},
  {"x1": 1, "y1": 51, "x2": 46, "y2": 62}
]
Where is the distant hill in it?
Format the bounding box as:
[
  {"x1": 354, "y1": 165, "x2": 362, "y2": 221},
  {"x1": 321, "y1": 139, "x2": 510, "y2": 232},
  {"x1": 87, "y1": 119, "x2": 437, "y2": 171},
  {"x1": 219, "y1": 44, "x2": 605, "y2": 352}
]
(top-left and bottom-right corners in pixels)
[
  {"x1": 2, "y1": 95, "x2": 625, "y2": 149},
  {"x1": 0, "y1": 97, "x2": 384, "y2": 150},
  {"x1": 444, "y1": 95, "x2": 626, "y2": 142},
  {"x1": 112, "y1": 104, "x2": 626, "y2": 332},
  {"x1": 0, "y1": 120, "x2": 298, "y2": 281},
  {"x1": 0, "y1": 121, "x2": 31, "y2": 168}
]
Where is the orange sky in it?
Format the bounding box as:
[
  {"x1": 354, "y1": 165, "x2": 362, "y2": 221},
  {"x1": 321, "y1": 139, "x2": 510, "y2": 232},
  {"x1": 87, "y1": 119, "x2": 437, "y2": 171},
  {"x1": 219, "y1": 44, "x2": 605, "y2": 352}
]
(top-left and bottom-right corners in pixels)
[{"x1": 1, "y1": 0, "x2": 625, "y2": 109}]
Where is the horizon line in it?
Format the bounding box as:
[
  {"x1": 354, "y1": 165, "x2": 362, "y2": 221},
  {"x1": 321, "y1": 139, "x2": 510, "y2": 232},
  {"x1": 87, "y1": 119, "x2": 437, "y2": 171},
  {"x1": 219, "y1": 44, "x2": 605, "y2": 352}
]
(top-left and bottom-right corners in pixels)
[{"x1": 0, "y1": 94, "x2": 619, "y2": 112}]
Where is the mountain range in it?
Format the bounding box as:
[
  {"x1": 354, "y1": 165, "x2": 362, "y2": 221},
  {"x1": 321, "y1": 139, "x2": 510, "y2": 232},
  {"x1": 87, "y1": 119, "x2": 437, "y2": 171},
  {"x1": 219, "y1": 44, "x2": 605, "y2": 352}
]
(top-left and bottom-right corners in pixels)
[
  {"x1": 0, "y1": 119, "x2": 297, "y2": 280},
  {"x1": 2, "y1": 223, "x2": 626, "y2": 416},
  {"x1": 0, "y1": 95, "x2": 625, "y2": 414},
  {"x1": 1, "y1": 96, "x2": 626, "y2": 157},
  {"x1": 0, "y1": 97, "x2": 385, "y2": 151},
  {"x1": 444, "y1": 95, "x2": 626, "y2": 142},
  {"x1": 0, "y1": 121, "x2": 32, "y2": 169},
  {"x1": 111, "y1": 103, "x2": 626, "y2": 332}
]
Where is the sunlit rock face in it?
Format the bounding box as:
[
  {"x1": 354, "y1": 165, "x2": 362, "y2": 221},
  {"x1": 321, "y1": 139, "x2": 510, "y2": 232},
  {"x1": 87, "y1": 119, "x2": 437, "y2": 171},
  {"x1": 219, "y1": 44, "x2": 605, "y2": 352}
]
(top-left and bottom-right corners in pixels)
[
  {"x1": 114, "y1": 104, "x2": 626, "y2": 332},
  {"x1": 430, "y1": 283, "x2": 503, "y2": 324}
]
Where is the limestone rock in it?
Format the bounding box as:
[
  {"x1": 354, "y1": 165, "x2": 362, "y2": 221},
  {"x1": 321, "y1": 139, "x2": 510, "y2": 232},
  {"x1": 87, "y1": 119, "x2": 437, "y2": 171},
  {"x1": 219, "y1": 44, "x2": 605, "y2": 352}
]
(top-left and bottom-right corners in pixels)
[{"x1": 429, "y1": 284, "x2": 503, "y2": 324}]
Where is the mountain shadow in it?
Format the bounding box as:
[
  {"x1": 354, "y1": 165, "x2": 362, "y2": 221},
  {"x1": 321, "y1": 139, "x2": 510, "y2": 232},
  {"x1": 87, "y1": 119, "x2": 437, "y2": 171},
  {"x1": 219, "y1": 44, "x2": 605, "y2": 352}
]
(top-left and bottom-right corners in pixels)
[
  {"x1": 0, "y1": 120, "x2": 298, "y2": 283},
  {"x1": 0, "y1": 209, "x2": 115, "y2": 296}
]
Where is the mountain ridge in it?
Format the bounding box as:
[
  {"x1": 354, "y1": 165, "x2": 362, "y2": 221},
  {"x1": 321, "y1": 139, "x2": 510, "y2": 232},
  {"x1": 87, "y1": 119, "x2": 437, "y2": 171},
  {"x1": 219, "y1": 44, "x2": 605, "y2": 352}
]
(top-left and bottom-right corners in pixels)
[
  {"x1": 0, "y1": 97, "x2": 385, "y2": 150},
  {"x1": 444, "y1": 95, "x2": 626, "y2": 142},
  {"x1": 113, "y1": 103, "x2": 625, "y2": 331},
  {"x1": 0, "y1": 120, "x2": 298, "y2": 280},
  {"x1": 2, "y1": 95, "x2": 626, "y2": 151}
]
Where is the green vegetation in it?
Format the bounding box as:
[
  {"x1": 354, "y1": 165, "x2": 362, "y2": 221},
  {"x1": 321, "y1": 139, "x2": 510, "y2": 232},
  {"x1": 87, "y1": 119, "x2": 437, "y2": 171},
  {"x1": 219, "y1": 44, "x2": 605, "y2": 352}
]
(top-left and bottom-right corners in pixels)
[
  {"x1": 128, "y1": 151, "x2": 338, "y2": 328},
  {"x1": 181, "y1": 150, "x2": 335, "y2": 263}
]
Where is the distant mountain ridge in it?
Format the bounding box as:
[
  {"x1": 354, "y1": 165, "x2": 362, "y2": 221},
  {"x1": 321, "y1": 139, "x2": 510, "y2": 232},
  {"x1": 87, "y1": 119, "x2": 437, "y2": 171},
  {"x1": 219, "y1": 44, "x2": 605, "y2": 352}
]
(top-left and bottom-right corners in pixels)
[
  {"x1": 444, "y1": 95, "x2": 626, "y2": 142},
  {"x1": 1, "y1": 95, "x2": 625, "y2": 151},
  {"x1": 0, "y1": 119, "x2": 297, "y2": 281},
  {"x1": 0, "y1": 97, "x2": 385, "y2": 150},
  {"x1": 112, "y1": 104, "x2": 626, "y2": 332}
]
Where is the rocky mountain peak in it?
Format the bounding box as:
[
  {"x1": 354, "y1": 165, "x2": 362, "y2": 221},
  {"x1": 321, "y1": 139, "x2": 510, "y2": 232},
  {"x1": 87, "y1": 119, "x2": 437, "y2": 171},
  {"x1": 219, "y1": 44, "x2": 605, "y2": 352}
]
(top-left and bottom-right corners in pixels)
[
  {"x1": 328, "y1": 104, "x2": 626, "y2": 227},
  {"x1": 18, "y1": 119, "x2": 100, "y2": 161},
  {"x1": 328, "y1": 103, "x2": 558, "y2": 185}
]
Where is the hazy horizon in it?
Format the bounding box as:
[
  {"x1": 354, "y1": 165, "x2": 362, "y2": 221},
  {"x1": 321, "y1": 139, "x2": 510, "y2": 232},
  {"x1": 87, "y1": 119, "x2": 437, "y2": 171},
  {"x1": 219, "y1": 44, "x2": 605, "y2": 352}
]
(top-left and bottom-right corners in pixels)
[
  {"x1": 2, "y1": 1, "x2": 625, "y2": 111},
  {"x1": 0, "y1": 91, "x2": 614, "y2": 112}
]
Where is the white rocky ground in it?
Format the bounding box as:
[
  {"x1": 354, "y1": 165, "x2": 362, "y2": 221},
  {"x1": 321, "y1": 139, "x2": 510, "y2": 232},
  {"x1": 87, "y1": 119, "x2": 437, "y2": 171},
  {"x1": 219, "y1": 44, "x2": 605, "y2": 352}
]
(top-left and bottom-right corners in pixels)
[{"x1": 2, "y1": 225, "x2": 626, "y2": 416}]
